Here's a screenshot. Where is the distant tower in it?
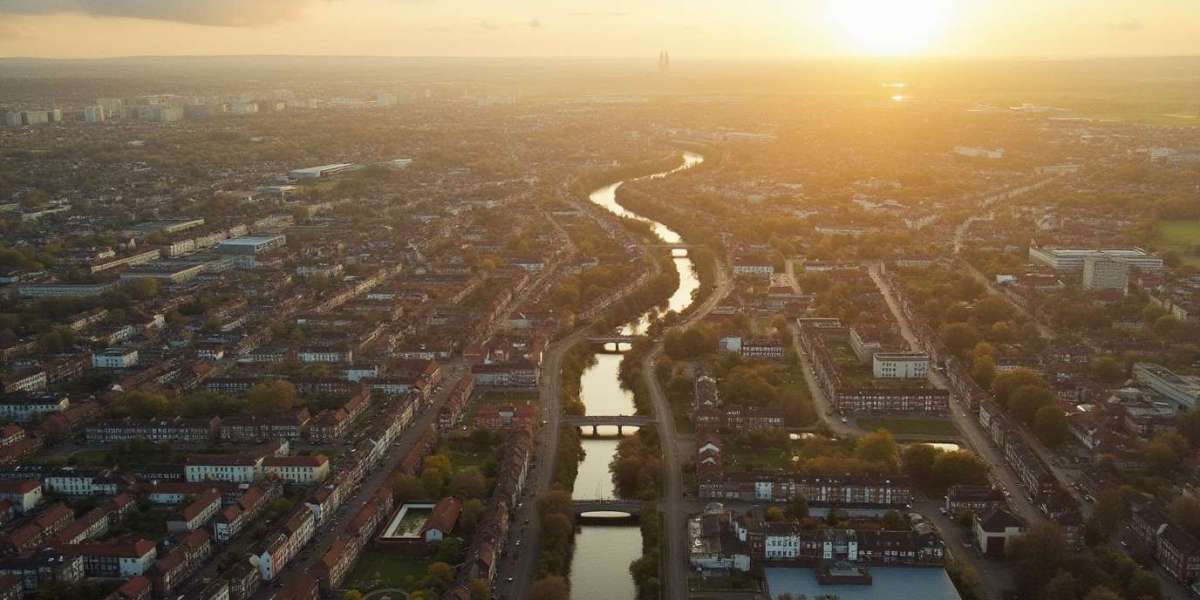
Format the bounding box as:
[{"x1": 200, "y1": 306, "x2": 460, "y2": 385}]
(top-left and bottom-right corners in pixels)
[{"x1": 658, "y1": 51, "x2": 671, "y2": 74}]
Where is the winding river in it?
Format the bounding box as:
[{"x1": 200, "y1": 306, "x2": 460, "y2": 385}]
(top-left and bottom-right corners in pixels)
[{"x1": 570, "y1": 152, "x2": 704, "y2": 600}]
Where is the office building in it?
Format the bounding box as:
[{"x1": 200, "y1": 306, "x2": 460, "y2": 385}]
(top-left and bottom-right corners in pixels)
[
  {"x1": 1082, "y1": 256, "x2": 1129, "y2": 290},
  {"x1": 872, "y1": 352, "x2": 930, "y2": 379},
  {"x1": 1029, "y1": 247, "x2": 1164, "y2": 272}
]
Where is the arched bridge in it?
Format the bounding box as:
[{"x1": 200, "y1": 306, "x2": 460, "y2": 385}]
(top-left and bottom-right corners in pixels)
[
  {"x1": 573, "y1": 499, "x2": 645, "y2": 518},
  {"x1": 587, "y1": 335, "x2": 636, "y2": 346},
  {"x1": 562, "y1": 414, "x2": 655, "y2": 435}
]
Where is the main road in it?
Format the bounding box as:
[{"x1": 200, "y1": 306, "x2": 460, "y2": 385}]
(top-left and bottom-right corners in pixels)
[{"x1": 642, "y1": 257, "x2": 733, "y2": 600}]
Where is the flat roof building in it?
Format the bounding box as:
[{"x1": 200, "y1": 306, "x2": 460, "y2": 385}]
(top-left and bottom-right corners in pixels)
[
  {"x1": 1029, "y1": 247, "x2": 1164, "y2": 272},
  {"x1": 288, "y1": 164, "x2": 356, "y2": 180},
  {"x1": 1134, "y1": 363, "x2": 1200, "y2": 410}
]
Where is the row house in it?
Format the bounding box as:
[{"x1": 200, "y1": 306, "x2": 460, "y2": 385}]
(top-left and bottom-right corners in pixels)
[
  {"x1": 167, "y1": 490, "x2": 222, "y2": 532},
  {"x1": 944, "y1": 485, "x2": 1007, "y2": 516},
  {"x1": 141, "y1": 481, "x2": 234, "y2": 505},
  {"x1": 105, "y1": 576, "x2": 151, "y2": 600},
  {"x1": 0, "y1": 393, "x2": 69, "y2": 423},
  {"x1": 471, "y1": 362, "x2": 538, "y2": 388},
  {"x1": 63, "y1": 539, "x2": 157, "y2": 578},
  {"x1": 179, "y1": 578, "x2": 229, "y2": 600},
  {"x1": 148, "y1": 530, "x2": 212, "y2": 598},
  {"x1": 0, "y1": 437, "x2": 42, "y2": 466},
  {"x1": 263, "y1": 455, "x2": 330, "y2": 484},
  {"x1": 4, "y1": 503, "x2": 74, "y2": 552},
  {"x1": 306, "y1": 409, "x2": 350, "y2": 444},
  {"x1": 220, "y1": 411, "x2": 310, "y2": 442},
  {"x1": 494, "y1": 429, "x2": 532, "y2": 508},
  {"x1": 185, "y1": 455, "x2": 264, "y2": 483},
  {"x1": 38, "y1": 400, "x2": 99, "y2": 442},
  {"x1": 473, "y1": 404, "x2": 536, "y2": 431},
  {"x1": 255, "y1": 506, "x2": 315, "y2": 581},
  {"x1": 85, "y1": 416, "x2": 220, "y2": 444},
  {"x1": 0, "y1": 481, "x2": 39, "y2": 515},
  {"x1": 699, "y1": 472, "x2": 912, "y2": 507},
  {"x1": 51, "y1": 494, "x2": 135, "y2": 544},
  {"x1": 437, "y1": 376, "x2": 473, "y2": 432},
  {"x1": 1130, "y1": 504, "x2": 1200, "y2": 584},
  {"x1": 213, "y1": 481, "x2": 282, "y2": 543},
  {"x1": 694, "y1": 406, "x2": 785, "y2": 432},
  {"x1": 0, "y1": 549, "x2": 83, "y2": 592}
]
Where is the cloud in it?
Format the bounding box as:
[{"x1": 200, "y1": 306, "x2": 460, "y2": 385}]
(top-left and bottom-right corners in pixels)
[
  {"x1": 528, "y1": 19, "x2": 541, "y2": 29},
  {"x1": 568, "y1": 11, "x2": 628, "y2": 18},
  {"x1": 1106, "y1": 18, "x2": 1143, "y2": 32},
  {"x1": 478, "y1": 20, "x2": 498, "y2": 31},
  {"x1": 0, "y1": 0, "x2": 314, "y2": 26}
]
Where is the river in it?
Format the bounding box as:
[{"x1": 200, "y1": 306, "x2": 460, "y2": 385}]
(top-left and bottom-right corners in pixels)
[{"x1": 570, "y1": 152, "x2": 703, "y2": 600}]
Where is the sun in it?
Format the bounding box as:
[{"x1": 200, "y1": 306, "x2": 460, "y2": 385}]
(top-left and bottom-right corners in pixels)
[{"x1": 826, "y1": 0, "x2": 952, "y2": 56}]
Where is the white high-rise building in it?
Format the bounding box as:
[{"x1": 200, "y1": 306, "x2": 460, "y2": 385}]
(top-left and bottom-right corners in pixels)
[
  {"x1": 83, "y1": 106, "x2": 106, "y2": 123},
  {"x1": 1082, "y1": 256, "x2": 1129, "y2": 291}
]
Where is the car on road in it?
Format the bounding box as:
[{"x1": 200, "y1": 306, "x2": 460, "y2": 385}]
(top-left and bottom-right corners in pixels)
[{"x1": 506, "y1": 577, "x2": 514, "y2": 583}]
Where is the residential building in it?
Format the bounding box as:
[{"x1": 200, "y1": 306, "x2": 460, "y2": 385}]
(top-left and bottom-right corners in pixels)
[
  {"x1": 0, "y1": 393, "x2": 69, "y2": 423},
  {"x1": 263, "y1": 456, "x2": 330, "y2": 484},
  {"x1": 1082, "y1": 256, "x2": 1130, "y2": 291},
  {"x1": 872, "y1": 352, "x2": 930, "y2": 379},
  {"x1": 974, "y1": 508, "x2": 1023, "y2": 557},
  {"x1": 92, "y1": 348, "x2": 139, "y2": 369}
]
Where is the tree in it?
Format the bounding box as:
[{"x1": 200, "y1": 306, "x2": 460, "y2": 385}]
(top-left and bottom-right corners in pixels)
[
  {"x1": 970, "y1": 355, "x2": 997, "y2": 389},
  {"x1": 1009, "y1": 384, "x2": 1056, "y2": 424},
  {"x1": 117, "y1": 389, "x2": 172, "y2": 418},
  {"x1": 343, "y1": 591, "x2": 363, "y2": 600},
  {"x1": 459, "y1": 498, "x2": 486, "y2": 534},
  {"x1": 882, "y1": 510, "x2": 906, "y2": 530},
  {"x1": 1033, "y1": 405, "x2": 1069, "y2": 447},
  {"x1": 530, "y1": 576, "x2": 569, "y2": 600},
  {"x1": 423, "y1": 562, "x2": 455, "y2": 596},
  {"x1": 991, "y1": 368, "x2": 1047, "y2": 407},
  {"x1": 1082, "y1": 586, "x2": 1121, "y2": 600},
  {"x1": 1043, "y1": 570, "x2": 1079, "y2": 600},
  {"x1": 433, "y1": 537, "x2": 465, "y2": 564},
  {"x1": 246, "y1": 380, "x2": 296, "y2": 416},
  {"x1": 765, "y1": 506, "x2": 785, "y2": 522},
  {"x1": 901, "y1": 443, "x2": 941, "y2": 490},
  {"x1": 1143, "y1": 431, "x2": 1189, "y2": 475},
  {"x1": 538, "y1": 489, "x2": 574, "y2": 518},
  {"x1": 421, "y1": 467, "x2": 446, "y2": 498},
  {"x1": 854, "y1": 429, "x2": 900, "y2": 470},
  {"x1": 449, "y1": 467, "x2": 488, "y2": 499},
  {"x1": 940, "y1": 322, "x2": 979, "y2": 357},
  {"x1": 786, "y1": 496, "x2": 809, "y2": 520},
  {"x1": 469, "y1": 579, "x2": 491, "y2": 600},
  {"x1": 1171, "y1": 496, "x2": 1200, "y2": 538},
  {"x1": 1090, "y1": 356, "x2": 1125, "y2": 384},
  {"x1": 126, "y1": 278, "x2": 160, "y2": 301},
  {"x1": 931, "y1": 450, "x2": 989, "y2": 494},
  {"x1": 392, "y1": 474, "x2": 424, "y2": 504},
  {"x1": 1008, "y1": 524, "x2": 1068, "y2": 594},
  {"x1": 1175, "y1": 409, "x2": 1200, "y2": 449},
  {"x1": 975, "y1": 296, "x2": 1014, "y2": 325}
]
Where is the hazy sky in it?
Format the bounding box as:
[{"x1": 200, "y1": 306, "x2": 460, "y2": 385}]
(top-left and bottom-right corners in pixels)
[{"x1": 0, "y1": 0, "x2": 1197, "y2": 59}]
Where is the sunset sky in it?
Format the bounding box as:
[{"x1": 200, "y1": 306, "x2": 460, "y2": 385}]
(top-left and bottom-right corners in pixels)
[{"x1": 0, "y1": 0, "x2": 1197, "y2": 60}]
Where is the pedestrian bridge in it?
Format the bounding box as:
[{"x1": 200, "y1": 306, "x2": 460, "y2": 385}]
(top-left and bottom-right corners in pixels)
[
  {"x1": 562, "y1": 414, "x2": 655, "y2": 435},
  {"x1": 573, "y1": 499, "x2": 645, "y2": 520}
]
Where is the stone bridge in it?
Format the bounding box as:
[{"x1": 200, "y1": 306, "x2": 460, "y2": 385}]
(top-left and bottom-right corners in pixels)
[{"x1": 561, "y1": 414, "x2": 656, "y2": 435}]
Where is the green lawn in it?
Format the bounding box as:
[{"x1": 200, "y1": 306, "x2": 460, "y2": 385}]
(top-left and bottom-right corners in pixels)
[
  {"x1": 855, "y1": 417, "x2": 960, "y2": 437},
  {"x1": 1156, "y1": 220, "x2": 1200, "y2": 266},
  {"x1": 345, "y1": 551, "x2": 430, "y2": 592}
]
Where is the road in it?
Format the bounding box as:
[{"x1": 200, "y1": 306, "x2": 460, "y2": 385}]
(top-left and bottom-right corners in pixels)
[
  {"x1": 501, "y1": 328, "x2": 585, "y2": 600},
  {"x1": 868, "y1": 264, "x2": 1044, "y2": 525},
  {"x1": 263, "y1": 363, "x2": 469, "y2": 593},
  {"x1": 913, "y1": 498, "x2": 1010, "y2": 600},
  {"x1": 641, "y1": 256, "x2": 733, "y2": 600},
  {"x1": 786, "y1": 322, "x2": 862, "y2": 438}
]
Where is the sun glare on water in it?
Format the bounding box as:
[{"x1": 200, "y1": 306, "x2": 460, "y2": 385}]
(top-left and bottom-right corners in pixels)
[{"x1": 827, "y1": 0, "x2": 952, "y2": 56}]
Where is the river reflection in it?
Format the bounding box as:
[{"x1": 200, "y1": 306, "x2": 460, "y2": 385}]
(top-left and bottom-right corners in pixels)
[{"x1": 568, "y1": 153, "x2": 703, "y2": 600}]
